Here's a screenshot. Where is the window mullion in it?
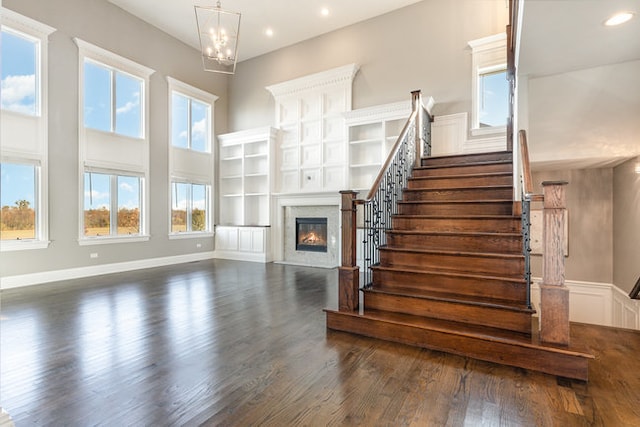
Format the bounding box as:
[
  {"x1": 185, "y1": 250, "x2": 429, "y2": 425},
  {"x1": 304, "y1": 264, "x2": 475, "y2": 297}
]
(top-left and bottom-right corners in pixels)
[
  {"x1": 111, "y1": 70, "x2": 116, "y2": 133},
  {"x1": 186, "y1": 184, "x2": 192, "y2": 232},
  {"x1": 110, "y1": 174, "x2": 118, "y2": 235},
  {"x1": 187, "y1": 99, "x2": 193, "y2": 149}
]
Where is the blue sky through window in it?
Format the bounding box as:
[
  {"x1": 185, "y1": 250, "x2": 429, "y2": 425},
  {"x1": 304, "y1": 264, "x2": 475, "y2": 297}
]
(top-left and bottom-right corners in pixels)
[
  {"x1": 479, "y1": 70, "x2": 508, "y2": 127},
  {"x1": 1, "y1": 29, "x2": 37, "y2": 115},
  {"x1": 1, "y1": 163, "x2": 35, "y2": 208},
  {"x1": 171, "y1": 92, "x2": 209, "y2": 152},
  {"x1": 84, "y1": 60, "x2": 142, "y2": 138}
]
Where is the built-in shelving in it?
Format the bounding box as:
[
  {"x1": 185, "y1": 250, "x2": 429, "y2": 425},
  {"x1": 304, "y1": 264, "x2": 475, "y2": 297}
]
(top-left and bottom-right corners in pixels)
[
  {"x1": 344, "y1": 101, "x2": 413, "y2": 192},
  {"x1": 217, "y1": 127, "x2": 279, "y2": 226}
]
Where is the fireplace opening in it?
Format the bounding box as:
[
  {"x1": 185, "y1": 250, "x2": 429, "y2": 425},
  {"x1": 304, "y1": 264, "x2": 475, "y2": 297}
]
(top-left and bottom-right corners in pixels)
[{"x1": 296, "y1": 217, "x2": 328, "y2": 252}]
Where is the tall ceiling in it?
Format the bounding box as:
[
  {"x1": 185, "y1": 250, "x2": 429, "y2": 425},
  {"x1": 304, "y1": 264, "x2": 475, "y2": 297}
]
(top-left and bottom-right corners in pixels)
[
  {"x1": 108, "y1": 0, "x2": 423, "y2": 61},
  {"x1": 519, "y1": 0, "x2": 640, "y2": 169},
  {"x1": 108, "y1": 0, "x2": 639, "y2": 168}
]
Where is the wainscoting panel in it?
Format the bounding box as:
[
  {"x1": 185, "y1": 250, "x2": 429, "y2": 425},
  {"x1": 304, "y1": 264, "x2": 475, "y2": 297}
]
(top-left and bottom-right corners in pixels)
[{"x1": 531, "y1": 279, "x2": 639, "y2": 330}]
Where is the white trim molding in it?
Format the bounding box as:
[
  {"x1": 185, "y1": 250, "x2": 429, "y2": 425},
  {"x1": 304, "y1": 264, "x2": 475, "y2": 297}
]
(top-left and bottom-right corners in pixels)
[
  {"x1": 0, "y1": 252, "x2": 215, "y2": 290},
  {"x1": 531, "y1": 278, "x2": 640, "y2": 330},
  {"x1": 265, "y1": 63, "x2": 359, "y2": 98}
]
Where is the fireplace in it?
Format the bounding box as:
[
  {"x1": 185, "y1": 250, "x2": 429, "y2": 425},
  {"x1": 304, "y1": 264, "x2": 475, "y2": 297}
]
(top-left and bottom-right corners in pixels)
[{"x1": 295, "y1": 217, "x2": 328, "y2": 252}]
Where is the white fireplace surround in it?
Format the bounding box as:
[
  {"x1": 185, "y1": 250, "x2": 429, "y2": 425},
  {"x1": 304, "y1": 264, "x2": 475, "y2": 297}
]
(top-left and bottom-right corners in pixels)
[{"x1": 273, "y1": 193, "x2": 341, "y2": 268}]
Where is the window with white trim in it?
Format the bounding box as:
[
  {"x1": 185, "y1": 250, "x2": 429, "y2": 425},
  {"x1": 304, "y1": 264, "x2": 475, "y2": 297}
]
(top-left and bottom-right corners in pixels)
[
  {"x1": 75, "y1": 38, "x2": 154, "y2": 245},
  {"x1": 83, "y1": 171, "x2": 143, "y2": 237},
  {"x1": 468, "y1": 33, "x2": 508, "y2": 135},
  {"x1": 1, "y1": 9, "x2": 55, "y2": 251},
  {"x1": 167, "y1": 77, "x2": 217, "y2": 238},
  {"x1": 170, "y1": 181, "x2": 210, "y2": 233}
]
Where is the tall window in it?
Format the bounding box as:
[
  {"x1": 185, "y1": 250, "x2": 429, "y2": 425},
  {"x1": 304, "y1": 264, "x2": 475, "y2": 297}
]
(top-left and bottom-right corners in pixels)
[
  {"x1": 171, "y1": 182, "x2": 209, "y2": 234},
  {"x1": 171, "y1": 92, "x2": 210, "y2": 152},
  {"x1": 1, "y1": 9, "x2": 54, "y2": 251},
  {"x1": 167, "y1": 77, "x2": 217, "y2": 239},
  {"x1": 83, "y1": 172, "x2": 142, "y2": 237},
  {"x1": 76, "y1": 38, "x2": 154, "y2": 244},
  {"x1": 478, "y1": 68, "x2": 508, "y2": 128},
  {"x1": 468, "y1": 33, "x2": 507, "y2": 135},
  {"x1": 84, "y1": 60, "x2": 143, "y2": 138}
]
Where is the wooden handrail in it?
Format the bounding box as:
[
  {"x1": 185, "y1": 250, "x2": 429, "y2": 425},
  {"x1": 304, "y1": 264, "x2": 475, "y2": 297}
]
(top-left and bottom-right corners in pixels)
[{"x1": 518, "y1": 130, "x2": 543, "y2": 202}]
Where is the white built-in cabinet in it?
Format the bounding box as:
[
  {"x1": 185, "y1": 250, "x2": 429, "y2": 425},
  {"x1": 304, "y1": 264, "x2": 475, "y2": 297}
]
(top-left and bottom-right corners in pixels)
[
  {"x1": 215, "y1": 127, "x2": 278, "y2": 263},
  {"x1": 344, "y1": 101, "x2": 412, "y2": 191},
  {"x1": 266, "y1": 64, "x2": 359, "y2": 194},
  {"x1": 217, "y1": 127, "x2": 278, "y2": 226}
]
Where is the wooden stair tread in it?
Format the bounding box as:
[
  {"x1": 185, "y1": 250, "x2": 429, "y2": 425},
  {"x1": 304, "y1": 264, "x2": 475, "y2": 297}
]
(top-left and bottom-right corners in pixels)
[
  {"x1": 415, "y1": 160, "x2": 511, "y2": 171},
  {"x1": 398, "y1": 199, "x2": 513, "y2": 204},
  {"x1": 403, "y1": 185, "x2": 513, "y2": 191},
  {"x1": 410, "y1": 172, "x2": 512, "y2": 180},
  {"x1": 365, "y1": 286, "x2": 533, "y2": 313},
  {"x1": 392, "y1": 214, "x2": 520, "y2": 220},
  {"x1": 387, "y1": 230, "x2": 521, "y2": 237},
  {"x1": 372, "y1": 265, "x2": 526, "y2": 284},
  {"x1": 331, "y1": 309, "x2": 593, "y2": 358},
  {"x1": 380, "y1": 246, "x2": 523, "y2": 258}
]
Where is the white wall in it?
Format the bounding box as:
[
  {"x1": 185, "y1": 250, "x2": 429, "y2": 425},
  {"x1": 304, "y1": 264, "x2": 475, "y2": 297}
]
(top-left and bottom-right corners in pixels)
[
  {"x1": 228, "y1": 0, "x2": 508, "y2": 132},
  {"x1": 1, "y1": 0, "x2": 228, "y2": 281}
]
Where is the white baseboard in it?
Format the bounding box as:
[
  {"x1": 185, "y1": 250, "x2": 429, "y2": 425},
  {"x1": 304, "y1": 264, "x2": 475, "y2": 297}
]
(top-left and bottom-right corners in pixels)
[
  {"x1": 531, "y1": 278, "x2": 640, "y2": 330},
  {"x1": 0, "y1": 251, "x2": 216, "y2": 290}
]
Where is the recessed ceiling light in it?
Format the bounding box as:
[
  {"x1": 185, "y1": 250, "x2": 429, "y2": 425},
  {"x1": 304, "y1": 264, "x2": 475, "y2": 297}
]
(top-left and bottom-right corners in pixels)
[
  {"x1": 321, "y1": 7, "x2": 330, "y2": 17},
  {"x1": 265, "y1": 27, "x2": 274, "y2": 37},
  {"x1": 604, "y1": 11, "x2": 635, "y2": 26}
]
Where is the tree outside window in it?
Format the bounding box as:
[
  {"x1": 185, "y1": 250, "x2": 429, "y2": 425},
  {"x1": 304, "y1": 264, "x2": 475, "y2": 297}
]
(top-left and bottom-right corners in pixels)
[{"x1": 171, "y1": 182, "x2": 209, "y2": 233}]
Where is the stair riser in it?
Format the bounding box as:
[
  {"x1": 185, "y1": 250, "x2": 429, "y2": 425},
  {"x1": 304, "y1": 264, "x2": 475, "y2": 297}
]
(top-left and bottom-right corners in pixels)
[
  {"x1": 398, "y1": 202, "x2": 514, "y2": 216},
  {"x1": 372, "y1": 268, "x2": 527, "y2": 302},
  {"x1": 325, "y1": 311, "x2": 590, "y2": 381},
  {"x1": 379, "y1": 250, "x2": 524, "y2": 276},
  {"x1": 402, "y1": 187, "x2": 513, "y2": 201},
  {"x1": 407, "y1": 175, "x2": 512, "y2": 190},
  {"x1": 413, "y1": 163, "x2": 512, "y2": 177},
  {"x1": 386, "y1": 233, "x2": 522, "y2": 253},
  {"x1": 392, "y1": 217, "x2": 521, "y2": 233},
  {"x1": 364, "y1": 292, "x2": 532, "y2": 333},
  {"x1": 421, "y1": 152, "x2": 512, "y2": 167}
]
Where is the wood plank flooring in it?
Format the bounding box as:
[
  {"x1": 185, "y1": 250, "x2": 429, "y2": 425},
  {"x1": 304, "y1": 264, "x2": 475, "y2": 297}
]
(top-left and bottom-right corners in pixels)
[{"x1": 1, "y1": 259, "x2": 639, "y2": 426}]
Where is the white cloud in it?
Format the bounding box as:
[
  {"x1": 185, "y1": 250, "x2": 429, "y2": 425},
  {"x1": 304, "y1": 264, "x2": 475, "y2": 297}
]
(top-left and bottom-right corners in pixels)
[
  {"x1": 116, "y1": 91, "x2": 140, "y2": 115},
  {"x1": 193, "y1": 198, "x2": 206, "y2": 210},
  {"x1": 85, "y1": 190, "x2": 109, "y2": 201},
  {"x1": 119, "y1": 182, "x2": 134, "y2": 193},
  {"x1": 1, "y1": 74, "x2": 36, "y2": 114},
  {"x1": 192, "y1": 118, "x2": 208, "y2": 143}
]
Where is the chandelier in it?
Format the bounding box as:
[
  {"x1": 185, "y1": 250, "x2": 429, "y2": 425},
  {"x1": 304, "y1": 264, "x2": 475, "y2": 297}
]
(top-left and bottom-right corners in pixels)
[{"x1": 194, "y1": 1, "x2": 241, "y2": 74}]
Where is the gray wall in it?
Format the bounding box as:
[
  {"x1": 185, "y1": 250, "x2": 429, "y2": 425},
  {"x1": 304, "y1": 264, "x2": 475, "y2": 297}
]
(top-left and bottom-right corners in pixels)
[
  {"x1": 613, "y1": 157, "x2": 640, "y2": 293},
  {"x1": 2, "y1": 0, "x2": 228, "y2": 277},
  {"x1": 530, "y1": 168, "x2": 614, "y2": 284},
  {"x1": 228, "y1": 0, "x2": 508, "y2": 131}
]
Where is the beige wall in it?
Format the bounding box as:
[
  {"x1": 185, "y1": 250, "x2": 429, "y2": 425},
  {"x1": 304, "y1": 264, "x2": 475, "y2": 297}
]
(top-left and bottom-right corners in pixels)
[
  {"x1": 530, "y1": 168, "x2": 614, "y2": 284},
  {"x1": 2, "y1": 0, "x2": 228, "y2": 278},
  {"x1": 228, "y1": 0, "x2": 508, "y2": 131},
  {"x1": 613, "y1": 157, "x2": 640, "y2": 293}
]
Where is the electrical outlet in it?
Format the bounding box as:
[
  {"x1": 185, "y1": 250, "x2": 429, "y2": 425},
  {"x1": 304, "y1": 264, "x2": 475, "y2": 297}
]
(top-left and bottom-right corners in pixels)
[
  {"x1": 90, "y1": 253, "x2": 98, "y2": 259},
  {"x1": 196, "y1": 243, "x2": 202, "y2": 248}
]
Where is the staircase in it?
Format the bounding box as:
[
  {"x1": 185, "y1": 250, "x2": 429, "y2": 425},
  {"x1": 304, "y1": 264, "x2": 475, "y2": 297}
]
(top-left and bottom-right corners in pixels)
[{"x1": 325, "y1": 150, "x2": 593, "y2": 380}]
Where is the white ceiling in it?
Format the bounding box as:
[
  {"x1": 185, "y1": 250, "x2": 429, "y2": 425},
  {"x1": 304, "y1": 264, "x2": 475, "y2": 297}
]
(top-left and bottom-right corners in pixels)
[
  {"x1": 519, "y1": 0, "x2": 640, "y2": 77},
  {"x1": 109, "y1": 0, "x2": 639, "y2": 169},
  {"x1": 108, "y1": 0, "x2": 423, "y2": 61},
  {"x1": 519, "y1": 0, "x2": 640, "y2": 169}
]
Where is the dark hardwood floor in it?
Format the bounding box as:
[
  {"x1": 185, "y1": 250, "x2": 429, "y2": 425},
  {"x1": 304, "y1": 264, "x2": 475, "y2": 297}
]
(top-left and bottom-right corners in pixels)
[{"x1": 1, "y1": 259, "x2": 639, "y2": 426}]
